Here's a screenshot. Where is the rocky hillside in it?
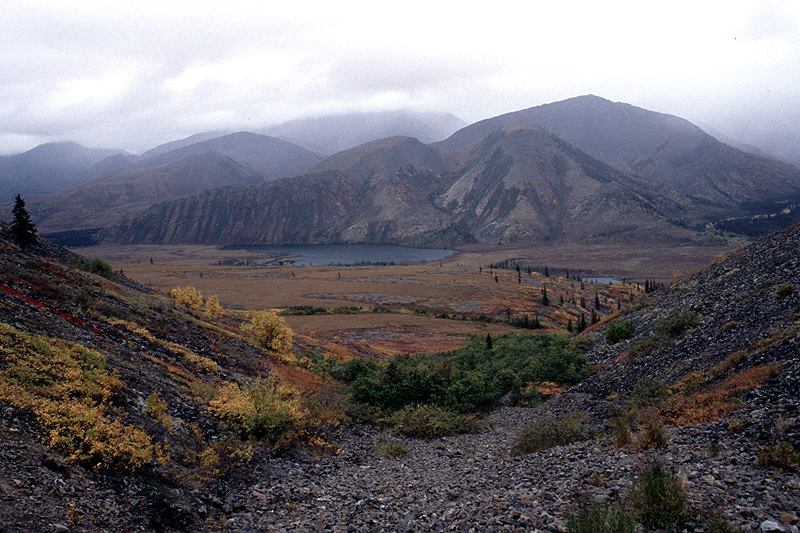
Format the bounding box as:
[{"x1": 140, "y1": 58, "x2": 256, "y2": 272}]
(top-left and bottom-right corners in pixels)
[{"x1": 0, "y1": 222, "x2": 799, "y2": 531}]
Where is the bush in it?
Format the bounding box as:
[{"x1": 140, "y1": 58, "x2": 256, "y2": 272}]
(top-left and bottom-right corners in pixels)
[
  {"x1": 628, "y1": 458, "x2": 687, "y2": 529},
  {"x1": 776, "y1": 283, "x2": 794, "y2": 300},
  {"x1": 629, "y1": 376, "x2": 669, "y2": 409},
  {"x1": 383, "y1": 404, "x2": 478, "y2": 439},
  {"x1": 373, "y1": 438, "x2": 409, "y2": 458},
  {"x1": 655, "y1": 309, "x2": 702, "y2": 338},
  {"x1": 636, "y1": 409, "x2": 669, "y2": 450},
  {"x1": 611, "y1": 410, "x2": 633, "y2": 448},
  {"x1": 244, "y1": 310, "x2": 293, "y2": 354},
  {"x1": 566, "y1": 499, "x2": 637, "y2": 533},
  {"x1": 81, "y1": 256, "x2": 115, "y2": 279},
  {"x1": 626, "y1": 336, "x2": 659, "y2": 360},
  {"x1": 169, "y1": 286, "x2": 204, "y2": 310},
  {"x1": 0, "y1": 324, "x2": 154, "y2": 472},
  {"x1": 208, "y1": 379, "x2": 297, "y2": 440},
  {"x1": 605, "y1": 320, "x2": 635, "y2": 345},
  {"x1": 512, "y1": 412, "x2": 591, "y2": 455},
  {"x1": 757, "y1": 441, "x2": 799, "y2": 470}
]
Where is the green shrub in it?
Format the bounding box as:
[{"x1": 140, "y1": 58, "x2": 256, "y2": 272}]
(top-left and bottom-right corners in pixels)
[
  {"x1": 776, "y1": 283, "x2": 794, "y2": 300},
  {"x1": 566, "y1": 499, "x2": 637, "y2": 533},
  {"x1": 628, "y1": 458, "x2": 687, "y2": 530},
  {"x1": 81, "y1": 256, "x2": 115, "y2": 279},
  {"x1": 626, "y1": 336, "x2": 659, "y2": 360},
  {"x1": 757, "y1": 441, "x2": 799, "y2": 470},
  {"x1": 611, "y1": 410, "x2": 633, "y2": 448},
  {"x1": 512, "y1": 412, "x2": 592, "y2": 455},
  {"x1": 383, "y1": 404, "x2": 478, "y2": 438},
  {"x1": 373, "y1": 438, "x2": 409, "y2": 458},
  {"x1": 629, "y1": 376, "x2": 669, "y2": 409},
  {"x1": 605, "y1": 320, "x2": 635, "y2": 345},
  {"x1": 655, "y1": 309, "x2": 703, "y2": 338}
]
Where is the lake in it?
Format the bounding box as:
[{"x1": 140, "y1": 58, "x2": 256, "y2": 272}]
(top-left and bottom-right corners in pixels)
[
  {"x1": 582, "y1": 276, "x2": 623, "y2": 285},
  {"x1": 228, "y1": 244, "x2": 457, "y2": 266}
]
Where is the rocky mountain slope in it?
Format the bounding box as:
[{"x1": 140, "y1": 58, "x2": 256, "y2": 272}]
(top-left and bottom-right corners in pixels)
[
  {"x1": 30, "y1": 133, "x2": 325, "y2": 234},
  {"x1": 435, "y1": 95, "x2": 800, "y2": 207},
  {"x1": 100, "y1": 125, "x2": 715, "y2": 247}
]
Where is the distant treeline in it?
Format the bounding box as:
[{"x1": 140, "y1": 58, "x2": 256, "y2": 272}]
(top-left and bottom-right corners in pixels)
[{"x1": 42, "y1": 228, "x2": 101, "y2": 248}]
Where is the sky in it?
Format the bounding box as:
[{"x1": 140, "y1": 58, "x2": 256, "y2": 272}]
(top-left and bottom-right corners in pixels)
[{"x1": 1, "y1": 0, "x2": 799, "y2": 158}]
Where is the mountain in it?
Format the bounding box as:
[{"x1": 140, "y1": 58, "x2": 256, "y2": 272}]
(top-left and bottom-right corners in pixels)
[
  {"x1": 137, "y1": 131, "x2": 325, "y2": 180},
  {"x1": 0, "y1": 142, "x2": 128, "y2": 201},
  {"x1": 435, "y1": 124, "x2": 709, "y2": 244},
  {"x1": 100, "y1": 125, "x2": 714, "y2": 247},
  {"x1": 263, "y1": 110, "x2": 466, "y2": 155},
  {"x1": 435, "y1": 95, "x2": 800, "y2": 207},
  {"x1": 100, "y1": 136, "x2": 457, "y2": 246},
  {"x1": 33, "y1": 152, "x2": 265, "y2": 233},
  {"x1": 29, "y1": 133, "x2": 325, "y2": 234},
  {"x1": 572, "y1": 220, "x2": 800, "y2": 412},
  {"x1": 138, "y1": 130, "x2": 233, "y2": 159}
]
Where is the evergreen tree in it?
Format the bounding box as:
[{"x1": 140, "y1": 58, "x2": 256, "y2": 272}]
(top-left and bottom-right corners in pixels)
[
  {"x1": 567, "y1": 318, "x2": 573, "y2": 333},
  {"x1": 595, "y1": 294, "x2": 601, "y2": 308},
  {"x1": 8, "y1": 195, "x2": 37, "y2": 250},
  {"x1": 542, "y1": 286, "x2": 549, "y2": 306},
  {"x1": 485, "y1": 332, "x2": 493, "y2": 351}
]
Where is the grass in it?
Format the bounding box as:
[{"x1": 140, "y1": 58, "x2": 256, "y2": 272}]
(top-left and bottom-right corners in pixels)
[
  {"x1": 628, "y1": 458, "x2": 687, "y2": 530},
  {"x1": 566, "y1": 499, "x2": 637, "y2": 533},
  {"x1": 512, "y1": 412, "x2": 591, "y2": 455}
]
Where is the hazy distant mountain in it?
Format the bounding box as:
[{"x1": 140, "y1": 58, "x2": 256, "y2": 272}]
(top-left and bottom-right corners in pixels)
[
  {"x1": 136, "y1": 132, "x2": 325, "y2": 180},
  {"x1": 30, "y1": 133, "x2": 325, "y2": 233},
  {"x1": 138, "y1": 130, "x2": 233, "y2": 159},
  {"x1": 27, "y1": 96, "x2": 800, "y2": 247},
  {"x1": 263, "y1": 110, "x2": 466, "y2": 155},
  {"x1": 435, "y1": 124, "x2": 708, "y2": 244},
  {"x1": 0, "y1": 142, "x2": 127, "y2": 202},
  {"x1": 33, "y1": 152, "x2": 265, "y2": 233},
  {"x1": 435, "y1": 95, "x2": 800, "y2": 206}
]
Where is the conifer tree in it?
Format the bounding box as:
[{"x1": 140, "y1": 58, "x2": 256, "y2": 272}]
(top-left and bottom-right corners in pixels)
[
  {"x1": 542, "y1": 286, "x2": 549, "y2": 306},
  {"x1": 8, "y1": 195, "x2": 37, "y2": 250}
]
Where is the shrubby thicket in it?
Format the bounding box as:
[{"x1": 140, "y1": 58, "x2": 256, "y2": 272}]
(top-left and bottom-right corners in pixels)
[{"x1": 312, "y1": 333, "x2": 593, "y2": 417}]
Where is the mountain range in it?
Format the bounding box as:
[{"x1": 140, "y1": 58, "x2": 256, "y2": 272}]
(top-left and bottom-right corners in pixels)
[{"x1": 4, "y1": 96, "x2": 800, "y2": 246}]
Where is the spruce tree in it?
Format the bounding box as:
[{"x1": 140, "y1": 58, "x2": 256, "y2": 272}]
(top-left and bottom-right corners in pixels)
[{"x1": 8, "y1": 195, "x2": 37, "y2": 250}]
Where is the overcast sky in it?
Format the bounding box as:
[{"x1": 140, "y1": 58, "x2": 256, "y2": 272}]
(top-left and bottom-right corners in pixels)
[{"x1": 2, "y1": 0, "x2": 799, "y2": 157}]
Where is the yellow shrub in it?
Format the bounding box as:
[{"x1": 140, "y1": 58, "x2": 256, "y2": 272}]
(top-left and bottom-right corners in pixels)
[
  {"x1": 208, "y1": 379, "x2": 300, "y2": 440},
  {"x1": 244, "y1": 310, "x2": 294, "y2": 354},
  {"x1": 0, "y1": 323, "x2": 154, "y2": 472},
  {"x1": 205, "y1": 295, "x2": 223, "y2": 316},
  {"x1": 169, "y1": 286, "x2": 204, "y2": 310},
  {"x1": 144, "y1": 391, "x2": 173, "y2": 429}
]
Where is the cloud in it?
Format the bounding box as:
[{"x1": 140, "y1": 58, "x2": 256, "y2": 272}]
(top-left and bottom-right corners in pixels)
[{"x1": 0, "y1": 1, "x2": 799, "y2": 158}]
